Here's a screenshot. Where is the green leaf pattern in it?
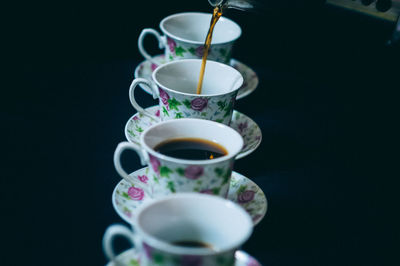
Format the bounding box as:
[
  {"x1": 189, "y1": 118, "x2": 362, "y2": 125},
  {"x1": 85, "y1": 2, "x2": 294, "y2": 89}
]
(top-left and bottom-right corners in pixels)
[
  {"x1": 122, "y1": 192, "x2": 130, "y2": 200},
  {"x1": 174, "y1": 46, "x2": 186, "y2": 57},
  {"x1": 129, "y1": 259, "x2": 140, "y2": 266},
  {"x1": 167, "y1": 181, "x2": 176, "y2": 193},
  {"x1": 167, "y1": 98, "x2": 182, "y2": 111},
  {"x1": 127, "y1": 129, "x2": 135, "y2": 137},
  {"x1": 135, "y1": 125, "x2": 143, "y2": 133},
  {"x1": 224, "y1": 100, "x2": 233, "y2": 118},
  {"x1": 182, "y1": 99, "x2": 191, "y2": 109},
  {"x1": 159, "y1": 166, "x2": 172, "y2": 178},
  {"x1": 215, "y1": 167, "x2": 224, "y2": 177},
  {"x1": 237, "y1": 185, "x2": 247, "y2": 195},
  {"x1": 162, "y1": 106, "x2": 169, "y2": 116},
  {"x1": 212, "y1": 187, "x2": 221, "y2": 195},
  {"x1": 188, "y1": 47, "x2": 196, "y2": 55},
  {"x1": 176, "y1": 168, "x2": 185, "y2": 176},
  {"x1": 174, "y1": 112, "x2": 183, "y2": 119},
  {"x1": 217, "y1": 100, "x2": 226, "y2": 111}
]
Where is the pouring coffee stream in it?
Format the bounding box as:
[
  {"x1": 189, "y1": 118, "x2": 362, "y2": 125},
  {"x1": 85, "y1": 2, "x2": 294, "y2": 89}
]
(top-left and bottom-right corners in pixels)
[
  {"x1": 196, "y1": 5, "x2": 223, "y2": 94},
  {"x1": 197, "y1": 0, "x2": 254, "y2": 94}
]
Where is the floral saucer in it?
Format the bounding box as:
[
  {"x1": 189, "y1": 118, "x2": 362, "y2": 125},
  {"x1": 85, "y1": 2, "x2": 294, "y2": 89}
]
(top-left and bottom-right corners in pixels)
[
  {"x1": 113, "y1": 167, "x2": 267, "y2": 226},
  {"x1": 106, "y1": 249, "x2": 262, "y2": 266},
  {"x1": 125, "y1": 106, "x2": 262, "y2": 159},
  {"x1": 134, "y1": 55, "x2": 259, "y2": 100}
]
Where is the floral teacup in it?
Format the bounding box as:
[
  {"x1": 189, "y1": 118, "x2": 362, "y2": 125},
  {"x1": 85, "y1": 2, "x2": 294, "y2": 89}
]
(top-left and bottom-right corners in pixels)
[
  {"x1": 138, "y1": 12, "x2": 242, "y2": 65},
  {"x1": 103, "y1": 193, "x2": 253, "y2": 266},
  {"x1": 130, "y1": 59, "x2": 243, "y2": 125},
  {"x1": 113, "y1": 118, "x2": 243, "y2": 199}
]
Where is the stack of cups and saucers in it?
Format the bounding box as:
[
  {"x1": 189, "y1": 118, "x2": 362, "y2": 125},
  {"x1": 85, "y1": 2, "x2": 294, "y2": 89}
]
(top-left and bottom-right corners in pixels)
[{"x1": 103, "y1": 10, "x2": 267, "y2": 266}]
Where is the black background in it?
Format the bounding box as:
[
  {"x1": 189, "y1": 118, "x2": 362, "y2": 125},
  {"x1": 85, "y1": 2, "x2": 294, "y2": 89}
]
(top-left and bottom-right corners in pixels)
[{"x1": 3, "y1": 0, "x2": 399, "y2": 265}]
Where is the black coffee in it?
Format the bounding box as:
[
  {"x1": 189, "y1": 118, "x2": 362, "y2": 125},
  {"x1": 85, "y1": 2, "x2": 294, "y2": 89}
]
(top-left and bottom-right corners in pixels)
[
  {"x1": 172, "y1": 240, "x2": 213, "y2": 249},
  {"x1": 154, "y1": 138, "x2": 228, "y2": 160}
]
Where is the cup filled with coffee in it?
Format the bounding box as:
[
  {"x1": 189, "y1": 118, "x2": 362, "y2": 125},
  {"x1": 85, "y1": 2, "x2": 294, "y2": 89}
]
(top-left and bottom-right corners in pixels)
[
  {"x1": 113, "y1": 118, "x2": 243, "y2": 199},
  {"x1": 138, "y1": 12, "x2": 241, "y2": 65},
  {"x1": 130, "y1": 59, "x2": 243, "y2": 125},
  {"x1": 103, "y1": 193, "x2": 253, "y2": 266}
]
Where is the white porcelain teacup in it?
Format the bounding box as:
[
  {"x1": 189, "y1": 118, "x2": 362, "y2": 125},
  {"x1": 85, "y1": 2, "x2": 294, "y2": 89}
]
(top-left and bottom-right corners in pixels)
[
  {"x1": 103, "y1": 193, "x2": 253, "y2": 266},
  {"x1": 114, "y1": 118, "x2": 243, "y2": 199},
  {"x1": 138, "y1": 12, "x2": 242, "y2": 65},
  {"x1": 130, "y1": 59, "x2": 243, "y2": 125}
]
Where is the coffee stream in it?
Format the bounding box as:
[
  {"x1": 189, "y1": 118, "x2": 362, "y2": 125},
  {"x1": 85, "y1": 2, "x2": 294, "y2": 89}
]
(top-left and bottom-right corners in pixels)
[{"x1": 196, "y1": 6, "x2": 223, "y2": 95}]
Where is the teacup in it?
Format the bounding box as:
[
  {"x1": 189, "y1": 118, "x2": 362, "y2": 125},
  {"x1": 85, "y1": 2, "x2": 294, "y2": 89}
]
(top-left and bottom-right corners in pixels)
[
  {"x1": 130, "y1": 59, "x2": 243, "y2": 125},
  {"x1": 103, "y1": 193, "x2": 253, "y2": 266},
  {"x1": 113, "y1": 118, "x2": 243, "y2": 199},
  {"x1": 138, "y1": 12, "x2": 242, "y2": 64}
]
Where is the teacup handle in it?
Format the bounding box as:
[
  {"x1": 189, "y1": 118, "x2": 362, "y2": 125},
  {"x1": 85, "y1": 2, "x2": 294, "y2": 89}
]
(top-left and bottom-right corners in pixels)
[
  {"x1": 129, "y1": 78, "x2": 162, "y2": 122},
  {"x1": 103, "y1": 224, "x2": 140, "y2": 263},
  {"x1": 138, "y1": 28, "x2": 166, "y2": 65},
  {"x1": 113, "y1": 141, "x2": 152, "y2": 195}
]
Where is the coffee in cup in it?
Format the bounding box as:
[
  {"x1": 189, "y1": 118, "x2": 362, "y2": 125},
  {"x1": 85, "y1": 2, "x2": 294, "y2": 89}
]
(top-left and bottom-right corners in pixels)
[
  {"x1": 103, "y1": 193, "x2": 253, "y2": 266},
  {"x1": 113, "y1": 118, "x2": 243, "y2": 199}
]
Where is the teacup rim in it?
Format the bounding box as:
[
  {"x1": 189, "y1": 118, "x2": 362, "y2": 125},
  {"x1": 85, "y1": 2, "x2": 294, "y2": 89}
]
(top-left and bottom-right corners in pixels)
[
  {"x1": 152, "y1": 59, "x2": 244, "y2": 97},
  {"x1": 134, "y1": 193, "x2": 253, "y2": 256},
  {"x1": 159, "y1": 12, "x2": 242, "y2": 45},
  {"x1": 140, "y1": 118, "x2": 244, "y2": 165}
]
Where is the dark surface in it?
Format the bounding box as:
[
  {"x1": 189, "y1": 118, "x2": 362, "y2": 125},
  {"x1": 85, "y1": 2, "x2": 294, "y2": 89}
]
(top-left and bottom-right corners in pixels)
[{"x1": 4, "y1": 1, "x2": 399, "y2": 265}]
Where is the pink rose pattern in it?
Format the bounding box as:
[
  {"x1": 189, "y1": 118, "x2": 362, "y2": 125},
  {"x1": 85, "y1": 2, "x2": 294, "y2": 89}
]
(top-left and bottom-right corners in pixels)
[
  {"x1": 247, "y1": 257, "x2": 261, "y2": 266},
  {"x1": 149, "y1": 154, "x2": 160, "y2": 174},
  {"x1": 123, "y1": 210, "x2": 132, "y2": 218},
  {"x1": 151, "y1": 63, "x2": 158, "y2": 72},
  {"x1": 128, "y1": 187, "x2": 144, "y2": 201},
  {"x1": 238, "y1": 121, "x2": 248, "y2": 133},
  {"x1": 195, "y1": 46, "x2": 206, "y2": 57},
  {"x1": 238, "y1": 190, "x2": 255, "y2": 204},
  {"x1": 138, "y1": 175, "x2": 148, "y2": 184},
  {"x1": 167, "y1": 37, "x2": 176, "y2": 54},
  {"x1": 142, "y1": 242, "x2": 153, "y2": 259},
  {"x1": 252, "y1": 214, "x2": 263, "y2": 223},
  {"x1": 182, "y1": 255, "x2": 203, "y2": 266},
  {"x1": 200, "y1": 189, "x2": 213, "y2": 195},
  {"x1": 184, "y1": 165, "x2": 204, "y2": 180},
  {"x1": 158, "y1": 88, "x2": 170, "y2": 109},
  {"x1": 191, "y1": 98, "x2": 208, "y2": 111},
  {"x1": 155, "y1": 109, "x2": 160, "y2": 117}
]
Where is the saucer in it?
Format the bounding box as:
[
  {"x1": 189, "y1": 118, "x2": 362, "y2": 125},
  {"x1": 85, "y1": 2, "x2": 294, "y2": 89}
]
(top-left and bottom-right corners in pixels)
[
  {"x1": 125, "y1": 106, "x2": 262, "y2": 159},
  {"x1": 113, "y1": 167, "x2": 267, "y2": 226},
  {"x1": 106, "y1": 249, "x2": 262, "y2": 266},
  {"x1": 134, "y1": 55, "x2": 259, "y2": 100}
]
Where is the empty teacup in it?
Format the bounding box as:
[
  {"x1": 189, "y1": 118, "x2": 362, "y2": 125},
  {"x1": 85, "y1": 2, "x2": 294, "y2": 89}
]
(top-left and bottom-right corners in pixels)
[
  {"x1": 114, "y1": 118, "x2": 243, "y2": 199},
  {"x1": 130, "y1": 59, "x2": 243, "y2": 125},
  {"x1": 138, "y1": 12, "x2": 242, "y2": 64},
  {"x1": 103, "y1": 193, "x2": 253, "y2": 266}
]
